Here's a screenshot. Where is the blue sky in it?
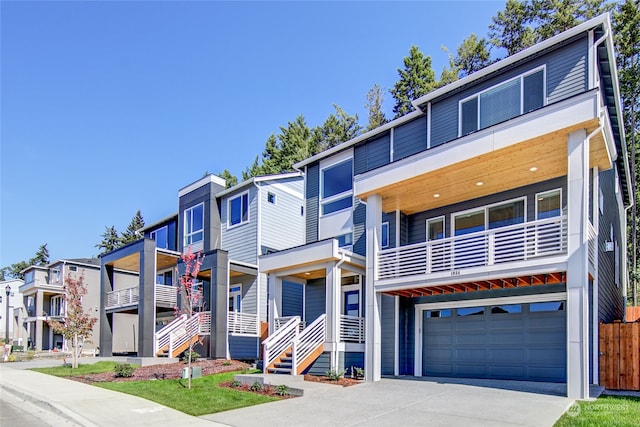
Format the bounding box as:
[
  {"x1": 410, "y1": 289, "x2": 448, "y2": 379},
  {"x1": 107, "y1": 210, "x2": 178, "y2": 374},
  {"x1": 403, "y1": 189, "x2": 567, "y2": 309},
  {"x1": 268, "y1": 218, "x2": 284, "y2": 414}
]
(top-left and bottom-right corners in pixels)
[{"x1": 1, "y1": 0, "x2": 503, "y2": 268}]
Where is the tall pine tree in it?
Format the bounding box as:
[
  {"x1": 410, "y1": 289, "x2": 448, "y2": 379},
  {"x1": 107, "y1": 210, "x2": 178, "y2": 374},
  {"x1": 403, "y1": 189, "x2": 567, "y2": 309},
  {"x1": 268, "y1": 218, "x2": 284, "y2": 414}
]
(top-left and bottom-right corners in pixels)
[
  {"x1": 121, "y1": 210, "x2": 145, "y2": 244},
  {"x1": 390, "y1": 45, "x2": 437, "y2": 118},
  {"x1": 365, "y1": 84, "x2": 388, "y2": 131},
  {"x1": 96, "y1": 225, "x2": 122, "y2": 255}
]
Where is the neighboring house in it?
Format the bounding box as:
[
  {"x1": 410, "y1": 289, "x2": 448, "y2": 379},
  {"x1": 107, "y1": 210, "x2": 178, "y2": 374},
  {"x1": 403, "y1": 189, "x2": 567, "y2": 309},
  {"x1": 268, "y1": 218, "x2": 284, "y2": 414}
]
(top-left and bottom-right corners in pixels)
[
  {"x1": 0, "y1": 278, "x2": 26, "y2": 348},
  {"x1": 19, "y1": 259, "x2": 102, "y2": 352},
  {"x1": 260, "y1": 14, "x2": 631, "y2": 400},
  {"x1": 99, "y1": 172, "x2": 305, "y2": 360}
]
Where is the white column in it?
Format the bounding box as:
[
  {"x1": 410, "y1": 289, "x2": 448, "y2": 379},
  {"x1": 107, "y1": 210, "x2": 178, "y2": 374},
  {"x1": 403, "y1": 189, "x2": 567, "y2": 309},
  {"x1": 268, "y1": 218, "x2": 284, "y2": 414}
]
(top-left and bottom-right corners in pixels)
[
  {"x1": 325, "y1": 260, "x2": 341, "y2": 370},
  {"x1": 566, "y1": 128, "x2": 590, "y2": 399},
  {"x1": 268, "y1": 273, "x2": 282, "y2": 335},
  {"x1": 365, "y1": 194, "x2": 382, "y2": 382},
  {"x1": 591, "y1": 166, "x2": 600, "y2": 384}
]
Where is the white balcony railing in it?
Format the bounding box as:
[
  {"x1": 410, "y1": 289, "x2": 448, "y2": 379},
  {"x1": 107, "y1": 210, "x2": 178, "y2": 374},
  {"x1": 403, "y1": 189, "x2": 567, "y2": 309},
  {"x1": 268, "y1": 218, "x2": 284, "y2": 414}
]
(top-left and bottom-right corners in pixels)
[
  {"x1": 340, "y1": 315, "x2": 365, "y2": 343},
  {"x1": 156, "y1": 284, "x2": 177, "y2": 308},
  {"x1": 275, "y1": 316, "x2": 306, "y2": 332},
  {"x1": 228, "y1": 311, "x2": 259, "y2": 336},
  {"x1": 106, "y1": 286, "x2": 139, "y2": 309},
  {"x1": 378, "y1": 216, "x2": 568, "y2": 281}
]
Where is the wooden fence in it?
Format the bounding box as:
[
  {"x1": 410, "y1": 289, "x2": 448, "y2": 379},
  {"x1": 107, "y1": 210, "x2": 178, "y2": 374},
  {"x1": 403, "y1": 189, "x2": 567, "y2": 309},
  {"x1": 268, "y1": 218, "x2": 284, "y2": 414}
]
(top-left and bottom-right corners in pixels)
[
  {"x1": 599, "y1": 321, "x2": 640, "y2": 390},
  {"x1": 627, "y1": 306, "x2": 640, "y2": 322}
]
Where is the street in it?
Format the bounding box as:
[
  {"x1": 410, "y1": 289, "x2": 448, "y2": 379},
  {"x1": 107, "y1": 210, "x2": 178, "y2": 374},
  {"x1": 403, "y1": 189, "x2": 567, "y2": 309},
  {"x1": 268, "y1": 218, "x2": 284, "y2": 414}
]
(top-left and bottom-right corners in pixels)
[{"x1": 0, "y1": 388, "x2": 79, "y2": 427}]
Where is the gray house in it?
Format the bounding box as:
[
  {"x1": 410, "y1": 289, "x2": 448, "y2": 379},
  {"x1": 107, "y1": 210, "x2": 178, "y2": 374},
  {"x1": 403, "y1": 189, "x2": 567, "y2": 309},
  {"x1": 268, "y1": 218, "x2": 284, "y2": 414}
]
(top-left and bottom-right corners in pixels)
[{"x1": 260, "y1": 13, "x2": 631, "y2": 400}]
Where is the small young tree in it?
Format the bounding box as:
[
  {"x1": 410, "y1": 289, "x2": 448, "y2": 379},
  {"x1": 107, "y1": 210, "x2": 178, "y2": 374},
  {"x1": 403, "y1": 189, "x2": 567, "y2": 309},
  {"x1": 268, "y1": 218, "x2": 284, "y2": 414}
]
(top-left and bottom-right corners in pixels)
[
  {"x1": 47, "y1": 274, "x2": 97, "y2": 369},
  {"x1": 175, "y1": 247, "x2": 204, "y2": 389}
]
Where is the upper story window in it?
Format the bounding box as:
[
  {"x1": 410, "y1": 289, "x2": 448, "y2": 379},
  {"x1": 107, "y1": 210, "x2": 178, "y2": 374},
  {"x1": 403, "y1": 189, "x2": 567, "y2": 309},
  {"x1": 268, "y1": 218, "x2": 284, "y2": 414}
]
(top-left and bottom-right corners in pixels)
[
  {"x1": 50, "y1": 268, "x2": 61, "y2": 284},
  {"x1": 459, "y1": 67, "x2": 545, "y2": 137},
  {"x1": 150, "y1": 225, "x2": 169, "y2": 249},
  {"x1": 381, "y1": 222, "x2": 389, "y2": 249},
  {"x1": 267, "y1": 192, "x2": 276, "y2": 204},
  {"x1": 229, "y1": 192, "x2": 249, "y2": 227},
  {"x1": 321, "y1": 158, "x2": 353, "y2": 215},
  {"x1": 184, "y1": 203, "x2": 204, "y2": 246},
  {"x1": 24, "y1": 271, "x2": 34, "y2": 284},
  {"x1": 453, "y1": 198, "x2": 525, "y2": 236},
  {"x1": 536, "y1": 189, "x2": 562, "y2": 219},
  {"x1": 50, "y1": 295, "x2": 64, "y2": 317}
]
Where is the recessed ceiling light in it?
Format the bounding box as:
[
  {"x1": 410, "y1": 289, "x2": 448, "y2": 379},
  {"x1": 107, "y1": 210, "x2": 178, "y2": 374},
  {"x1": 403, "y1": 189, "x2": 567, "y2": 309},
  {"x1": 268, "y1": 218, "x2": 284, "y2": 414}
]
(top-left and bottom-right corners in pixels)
[
  {"x1": 530, "y1": 166, "x2": 538, "y2": 172},
  {"x1": 433, "y1": 193, "x2": 440, "y2": 198},
  {"x1": 476, "y1": 181, "x2": 483, "y2": 186},
  {"x1": 304, "y1": 272, "x2": 311, "y2": 276}
]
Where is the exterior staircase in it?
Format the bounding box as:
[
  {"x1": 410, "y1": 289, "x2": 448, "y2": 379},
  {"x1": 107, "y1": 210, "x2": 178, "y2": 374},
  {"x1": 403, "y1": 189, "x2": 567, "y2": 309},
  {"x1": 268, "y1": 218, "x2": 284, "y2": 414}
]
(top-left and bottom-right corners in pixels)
[
  {"x1": 155, "y1": 311, "x2": 211, "y2": 358},
  {"x1": 263, "y1": 314, "x2": 326, "y2": 375}
]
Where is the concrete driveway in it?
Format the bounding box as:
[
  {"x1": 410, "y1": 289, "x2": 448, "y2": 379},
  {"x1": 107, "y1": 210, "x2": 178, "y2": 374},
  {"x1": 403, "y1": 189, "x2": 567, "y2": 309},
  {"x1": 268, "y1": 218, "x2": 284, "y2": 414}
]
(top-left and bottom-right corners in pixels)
[{"x1": 201, "y1": 376, "x2": 578, "y2": 427}]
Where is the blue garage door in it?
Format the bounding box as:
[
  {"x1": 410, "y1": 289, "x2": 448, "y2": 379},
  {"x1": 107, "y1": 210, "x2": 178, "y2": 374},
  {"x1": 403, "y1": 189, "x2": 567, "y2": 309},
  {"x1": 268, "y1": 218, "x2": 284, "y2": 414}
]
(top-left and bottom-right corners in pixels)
[{"x1": 422, "y1": 301, "x2": 566, "y2": 382}]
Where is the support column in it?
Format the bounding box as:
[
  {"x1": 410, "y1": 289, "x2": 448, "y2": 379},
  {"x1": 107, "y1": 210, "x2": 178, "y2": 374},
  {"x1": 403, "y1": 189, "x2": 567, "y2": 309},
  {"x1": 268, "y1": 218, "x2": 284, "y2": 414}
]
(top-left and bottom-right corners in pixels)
[
  {"x1": 566, "y1": 129, "x2": 590, "y2": 399},
  {"x1": 209, "y1": 250, "x2": 229, "y2": 359},
  {"x1": 325, "y1": 260, "x2": 341, "y2": 370},
  {"x1": 592, "y1": 166, "x2": 600, "y2": 384},
  {"x1": 138, "y1": 239, "x2": 156, "y2": 357},
  {"x1": 365, "y1": 194, "x2": 382, "y2": 382},
  {"x1": 268, "y1": 273, "x2": 282, "y2": 335},
  {"x1": 35, "y1": 290, "x2": 43, "y2": 351},
  {"x1": 99, "y1": 264, "x2": 114, "y2": 356}
]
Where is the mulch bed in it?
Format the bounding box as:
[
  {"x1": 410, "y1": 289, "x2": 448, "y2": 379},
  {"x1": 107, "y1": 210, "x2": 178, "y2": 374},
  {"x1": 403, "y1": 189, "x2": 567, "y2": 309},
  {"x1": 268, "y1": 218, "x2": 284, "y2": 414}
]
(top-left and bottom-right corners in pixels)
[
  {"x1": 218, "y1": 381, "x2": 296, "y2": 398},
  {"x1": 71, "y1": 359, "x2": 249, "y2": 384},
  {"x1": 303, "y1": 374, "x2": 362, "y2": 387}
]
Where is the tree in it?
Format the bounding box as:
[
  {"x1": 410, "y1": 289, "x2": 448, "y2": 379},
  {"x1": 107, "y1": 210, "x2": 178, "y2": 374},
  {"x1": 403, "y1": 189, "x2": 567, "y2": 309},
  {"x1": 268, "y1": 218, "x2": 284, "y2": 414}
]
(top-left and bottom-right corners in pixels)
[
  {"x1": 489, "y1": 0, "x2": 538, "y2": 55},
  {"x1": 96, "y1": 225, "x2": 122, "y2": 255},
  {"x1": 455, "y1": 34, "x2": 492, "y2": 77},
  {"x1": 47, "y1": 273, "x2": 97, "y2": 368},
  {"x1": 437, "y1": 46, "x2": 460, "y2": 87},
  {"x1": 121, "y1": 210, "x2": 145, "y2": 244},
  {"x1": 390, "y1": 45, "x2": 437, "y2": 118},
  {"x1": 312, "y1": 104, "x2": 362, "y2": 151},
  {"x1": 365, "y1": 84, "x2": 388, "y2": 131},
  {"x1": 175, "y1": 247, "x2": 204, "y2": 389},
  {"x1": 0, "y1": 243, "x2": 50, "y2": 280},
  {"x1": 32, "y1": 243, "x2": 50, "y2": 266},
  {"x1": 219, "y1": 169, "x2": 238, "y2": 188}
]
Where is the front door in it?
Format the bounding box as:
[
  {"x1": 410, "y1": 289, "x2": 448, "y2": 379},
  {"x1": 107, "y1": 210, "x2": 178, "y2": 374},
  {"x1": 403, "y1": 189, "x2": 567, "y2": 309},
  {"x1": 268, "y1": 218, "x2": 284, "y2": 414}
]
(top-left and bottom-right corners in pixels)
[{"x1": 344, "y1": 290, "x2": 359, "y2": 317}]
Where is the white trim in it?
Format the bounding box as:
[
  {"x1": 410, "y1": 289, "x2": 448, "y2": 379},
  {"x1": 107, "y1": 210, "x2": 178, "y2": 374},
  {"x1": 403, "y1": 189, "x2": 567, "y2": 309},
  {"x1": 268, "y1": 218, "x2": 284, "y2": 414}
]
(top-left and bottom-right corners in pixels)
[
  {"x1": 215, "y1": 171, "x2": 302, "y2": 198},
  {"x1": 389, "y1": 127, "x2": 394, "y2": 162},
  {"x1": 183, "y1": 202, "x2": 205, "y2": 247},
  {"x1": 426, "y1": 102, "x2": 431, "y2": 149},
  {"x1": 150, "y1": 225, "x2": 169, "y2": 250},
  {"x1": 588, "y1": 30, "x2": 595, "y2": 90},
  {"x1": 535, "y1": 188, "x2": 563, "y2": 220},
  {"x1": 381, "y1": 221, "x2": 390, "y2": 249},
  {"x1": 342, "y1": 283, "x2": 361, "y2": 317},
  {"x1": 227, "y1": 190, "x2": 251, "y2": 229},
  {"x1": 426, "y1": 216, "x2": 445, "y2": 241},
  {"x1": 269, "y1": 182, "x2": 303, "y2": 200},
  {"x1": 451, "y1": 196, "x2": 527, "y2": 235},
  {"x1": 394, "y1": 295, "x2": 399, "y2": 376},
  {"x1": 256, "y1": 183, "x2": 262, "y2": 322},
  {"x1": 413, "y1": 292, "x2": 567, "y2": 376},
  {"x1": 319, "y1": 156, "x2": 354, "y2": 217},
  {"x1": 178, "y1": 174, "x2": 226, "y2": 197},
  {"x1": 395, "y1": 210, "x2": 400, "y2": 249}
]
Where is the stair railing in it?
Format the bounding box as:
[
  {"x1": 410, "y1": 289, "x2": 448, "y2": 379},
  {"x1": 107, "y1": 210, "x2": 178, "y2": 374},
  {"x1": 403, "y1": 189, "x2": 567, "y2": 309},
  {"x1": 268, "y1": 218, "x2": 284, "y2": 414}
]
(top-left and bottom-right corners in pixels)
[
  {"x1": 155, "y1": 311, "x2": 211, "y2": 357},
  {"x1": 155, "y1": 314, "x2": 187, "y2": 355},
  {"x1": 292, "y1": 314, "x2": 326, "y2": 375},
  {"x1": 263, "y1": 316, "x2": 300, "y2": 370}
]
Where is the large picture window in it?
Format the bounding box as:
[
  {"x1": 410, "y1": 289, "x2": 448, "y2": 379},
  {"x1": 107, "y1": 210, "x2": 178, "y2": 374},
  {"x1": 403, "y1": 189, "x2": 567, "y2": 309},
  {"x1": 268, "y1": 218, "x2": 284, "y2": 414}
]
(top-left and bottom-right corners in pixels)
[
  {"x1": 150, "y1": 226, "x2": 169, "y2": 249},
  {"x1": 321, "y1": 158, "x2": 353, "y2": 215},
  {"x1": 229, "y1": 192, "x2": 249, "y2": 226},
  {"x1": 459, "y1": 67, "x2": 545, "y2": 136},
  {"x1": 50, "y1": 295, "x2": 64, "y2": 317},
  {"x1": 184, "y1": 203, "x2": 204, "y2": 246}
]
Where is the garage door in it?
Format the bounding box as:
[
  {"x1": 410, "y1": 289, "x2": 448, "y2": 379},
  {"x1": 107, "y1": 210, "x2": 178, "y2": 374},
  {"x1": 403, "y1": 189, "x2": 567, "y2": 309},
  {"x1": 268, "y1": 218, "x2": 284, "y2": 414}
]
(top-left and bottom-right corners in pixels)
[{"x1": 422, "y1": 301, "x2": 566, "y2": 382}]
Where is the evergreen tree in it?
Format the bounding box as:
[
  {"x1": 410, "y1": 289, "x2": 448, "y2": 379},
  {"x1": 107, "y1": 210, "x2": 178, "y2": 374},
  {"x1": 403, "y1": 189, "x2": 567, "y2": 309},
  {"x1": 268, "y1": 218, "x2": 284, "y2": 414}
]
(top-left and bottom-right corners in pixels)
[
  {"x1": 437, "y1": 47, "x2": 460, "y2": 87},
  {"x1": 121, "y1": 210, "x2": 145, "y2": 244},
  {"x1": 489, "y1": 0, "x2": 538, "y2": 55},
  {"x1": 365, "y1": 84, "x2": 388, "y2": 131},
  {"x1": 455, "y1": 34, "x2": 492, "y2": 77},
  {"x1": 390, "y1": 45, "x2": 437, "y2": 118},
  {"x1": 96, "y1": 225, "x2": 122, "y2": 255},
  {"x1": 312, "y1": 104, "x2": 362, "y2": 151},
  {"x1": 219, "y1": 169, "x2": 238, "y2": 188},
  {"x1": 242, "y1": 155, "x2": 263, "y2": 181},
  {"x1": 0, "y1": 244, "x2": 50, "y2": 280},
  {"x1": 31, "y1": 243, "x2": 50, "y2": 266}
]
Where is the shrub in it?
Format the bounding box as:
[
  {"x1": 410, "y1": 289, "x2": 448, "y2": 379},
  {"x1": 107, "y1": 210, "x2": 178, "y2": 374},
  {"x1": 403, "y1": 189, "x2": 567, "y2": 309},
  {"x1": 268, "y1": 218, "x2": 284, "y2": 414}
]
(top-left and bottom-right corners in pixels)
[
  {"x1": 275, "y1": 384, "x2": 289, "y2": 396},
  {"x1": 182, "y1": 350, "x2": 200, "y2": 363},
  {"x1": 351, "y1": 366, "x2": 364, "y2": 379},
  {"x1": 222, "y1": 360, "x2": 232, "y2": 366},
  {"x1": 7, "y1": 354, "x2": 17, "y2": 362},
  {"x1": 326, "y1": 368, "x2": 346, "y2": 381},
  {"x1": 230, "y1": 380, "x2": 242, "y2": 388},
  {"x1": 26, "y1": 350, "x2": 36, "y2": 361},
  {"x1": 249, "y1": 381, "x2": 264, "y2": 392},
  {"x1": 114, "y1": 363, "x2": 135, "y2": 378}
]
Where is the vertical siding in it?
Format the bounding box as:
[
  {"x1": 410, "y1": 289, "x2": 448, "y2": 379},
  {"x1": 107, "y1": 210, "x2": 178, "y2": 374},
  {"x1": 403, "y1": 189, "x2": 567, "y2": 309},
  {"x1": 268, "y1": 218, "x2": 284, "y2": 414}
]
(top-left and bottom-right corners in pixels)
[
  {"x1": 221, "y1": 187, "x2": 259, "y2": 264},
  {"x1": 597, "y1": 169, "x2": 625, "y2": 322},
  {"x1": 305, "y1": 352, "x2": 330, "y2": 375},
  {"x1": 260, "y1": 178, "x2": 305, "y2": 252},
  {"x1": 306, "y1": 164, "x2": 320, "y2": 243},
  {"x1": 383, "y1": 211, "x2": 397, "y2": 248},
  {"x1": 352, "y1": 197, "x2": 366, "y2": 256},
  {"x1": 354, "y1": 133, "x2": 391, "y2": 175},
  {"x1": 399, "y1": 296, "x2": 415, "y2": 375},
  {"x1": 381, "y1": 294, "x2": 396, "y2": 375},
  {"x1": 340, "y1": 352, "x2": 365, "y2": 376},
  {"x1": 393, "y1": 116, "x2": 427, "y2": 161},
  {"x1": 229, "y1": 335, "x2": 259, "y2": 359},
  {"x1": 282, "y1": 280, "x2": 304, "y2": 317},
  {"x1": 305, "y1": 278, "x2": 326, "y2": 322}
]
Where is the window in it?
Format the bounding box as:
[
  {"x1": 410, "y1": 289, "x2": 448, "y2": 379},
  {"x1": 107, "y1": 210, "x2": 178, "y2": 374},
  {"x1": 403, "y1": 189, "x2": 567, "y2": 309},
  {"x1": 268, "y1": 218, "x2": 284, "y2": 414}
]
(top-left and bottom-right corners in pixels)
[
  {"x1": 184, "y1": 203, "x2": 204, "y2": 246},
  {"x1": 536, "y1": 189, "x2": 562, "y2": 219},
  {"x1": 69, "y1": 266, "x2": 78, "y2": 272},
  {"x1": 50, "y1": 295, "x2": 64, "y2": 317},
  {"x1": 427, "y1": 217, "x2": 445, "y2": 240},
  {"x1": 344, "y1": 290, "x2": 360, "y2": 317},
  {"x1": 229, "y1": 285, "x2": 241, "y2": 312},
  {"x1": 454, "y1": 210, "x2": 485, "y2": 236},
  {"x1": 491, "y1": 304, "x2": 522, "y2": 314},
  {"x1": 150, "y1": 226, "x2": 169, "y2": 249},
  {"x1": 453, "y1": 198, "x2": 526, "y2": 235},
  {"x1": 459, "y1": 68, "x2": 545, "y2": 136},
  {"x1": 529, "y1": 301, "x2": 564, "y2": 312},
  {"x1": 337, "y1": 233, "x2": 353, "y2": 248},
  {"x1": 50, "y1": 268, "x2": 61, "y2": 284},
  {"x1": 381, "y1": 222, "x2": 389, "y2": 249},
  {"x1": 457, "y1": 307, "x2": 484, "y2": 316},
  {"x1": 24, "y1": 271, "x2": 34, "y2": 284},
  {"x1": 267, "y1": 192, "x2": 276, "y2": 204},
  {"x1": 426, "y1": 309, "x2": 451, "y2": 318},
  {"x1": 488, "y1": 199, "x2": 525, "y2": 229},
  {"x1": 229, "y1": 192, "x2": 249, "y2": 226},
  {"x1": 156, "y1": 271, "x2": 172, "y2": 286},
  {"x1": 321, "y1": 158, "x2": 353, "y2": 215}
]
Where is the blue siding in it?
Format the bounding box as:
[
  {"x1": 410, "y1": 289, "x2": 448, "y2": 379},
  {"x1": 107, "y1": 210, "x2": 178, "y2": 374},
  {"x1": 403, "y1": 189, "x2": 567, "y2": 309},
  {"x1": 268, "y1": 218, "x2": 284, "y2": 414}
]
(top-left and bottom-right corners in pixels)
[
  {"x1": 282, "y1": 281, "x2": 303, "y2": 317},
  {"x1": 305, "y1": 352, "x2": 330, "y2": 375},
  {"x1": 352, "y1": 197, "x2": 366, "y2": 256},
  {"x1": 229, "y1": 335, "x2": 259, "y2": 359},
  {"x1": 381, "y1": 294, "x2": 396, "y2": 375},
  {"x1": 383, "y1": 211, "x2": 396, "y2": 249},
  {"x1": 178, "y1": 181, "x2": 224, "y2": 253},
  {"x1": 399, "y1": 296, "x2": 414, "y2": 375},
  {"x1": 393, "y1": 116, "x2": 427, "y2": 161},
  {"x1": 341, "y1": 352, "x2": 365, "y2": 376},
  {"x1": 306, "y1": 164, "x2": 319, "y2": 243},
  {"x1": 305, "y1": 278, "x2": 325, "y2": 322},
  {"x1": 354, "y1": 133, "x2": 391, "y2": 175}
]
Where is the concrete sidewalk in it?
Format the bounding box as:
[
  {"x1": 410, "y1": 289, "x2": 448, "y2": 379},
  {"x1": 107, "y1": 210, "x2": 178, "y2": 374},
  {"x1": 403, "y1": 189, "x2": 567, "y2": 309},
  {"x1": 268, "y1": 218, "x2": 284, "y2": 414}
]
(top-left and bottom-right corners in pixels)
[{"x1": 0, "y1": 361, "x2": 227, "y2": 427}]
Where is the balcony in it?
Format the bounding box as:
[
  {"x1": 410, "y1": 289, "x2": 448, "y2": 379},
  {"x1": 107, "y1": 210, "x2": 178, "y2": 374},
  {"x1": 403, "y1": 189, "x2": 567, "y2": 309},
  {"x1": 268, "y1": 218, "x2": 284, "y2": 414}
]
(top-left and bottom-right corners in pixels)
[
  {"x1": 377, "y1": 216, "x2": 568, "y2": 289},
  {"x1": 106, "y1": 284, "x2": 179, "y2": 310},
  {"x1": 228, "y1": 311, "x2": 259, "y2": 336},
  {"x1": 339, "y1": 315, "x2": 365, "y2": 343}
]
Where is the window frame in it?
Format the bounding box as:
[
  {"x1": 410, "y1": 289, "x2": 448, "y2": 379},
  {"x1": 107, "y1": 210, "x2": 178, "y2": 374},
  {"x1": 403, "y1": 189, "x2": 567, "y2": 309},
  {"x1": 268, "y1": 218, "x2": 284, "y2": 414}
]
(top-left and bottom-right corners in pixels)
[
  {"x1": 458, "y1": 65, "x2": 546, "y2": 137},
  {"x1": 451, "y1": 196, "x2": 527, "y2": 236},
  {"x1": 319, "y1": 157, "x2": 353, "y2": 217},
  {"x1": 229, "y1": 285, "x2": 242, "y2": 313},
  {"x1": 426, "y1": 216, "x2": 445, "y2": 241},
  {"x1": 381, "y1": 222, "x2": 390, "y2": 249},
  {"x1": 183, "y1": 202, "x2": 205, "y2": 247},
  {"x1": 535, "y1": 188, "x2": 563, "y2": 220},
  {"x1": 150, "y1": 225, "x2": 169, "y2": 249},
  {"x1": 50, "y1": 295, "x2": 64, "y2": 317},
  {"x1": 228, "y1": 191, "x2": 250, "y2": 228},
  {"x1": 267, "y1": 191, "x2": 276, "y2": 205}
]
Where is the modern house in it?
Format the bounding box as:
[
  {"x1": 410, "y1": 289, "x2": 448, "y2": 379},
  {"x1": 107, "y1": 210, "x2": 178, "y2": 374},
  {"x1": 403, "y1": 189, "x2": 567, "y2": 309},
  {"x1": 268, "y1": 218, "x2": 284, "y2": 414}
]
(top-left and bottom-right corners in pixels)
[
  {"x1": 19, "y1": 259, "x2": 103, "y2": 352},
  {"x1": 260, "y1": 13, "x2": 631, "y2": 400},
  {"x1": 99, "y1": 172, "x2": 305, "y2": 360},
  {"x1": 1, "y1": 278, "x2": 25, "y2": 348}
]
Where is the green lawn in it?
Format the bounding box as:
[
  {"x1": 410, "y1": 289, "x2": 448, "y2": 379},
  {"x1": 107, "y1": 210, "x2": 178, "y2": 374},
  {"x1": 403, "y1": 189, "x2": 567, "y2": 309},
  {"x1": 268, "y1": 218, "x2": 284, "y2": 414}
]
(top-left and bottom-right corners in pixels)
[
  {"x1": 95, "y1": 371, "x2": 278, "y2": 416},
  {"x1": 31, "y1": 361, "x2": 118, "y2": 377},
  {"x1": 554, "y1": 395, "x2": 640, "y2": 427}
]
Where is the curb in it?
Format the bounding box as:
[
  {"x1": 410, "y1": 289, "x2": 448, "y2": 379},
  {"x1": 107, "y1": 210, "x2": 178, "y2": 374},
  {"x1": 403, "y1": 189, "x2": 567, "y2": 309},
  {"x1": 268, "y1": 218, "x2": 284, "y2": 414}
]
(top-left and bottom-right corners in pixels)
[{"x1": 0, "y1": 382, "x2": 98, "y2": 427}]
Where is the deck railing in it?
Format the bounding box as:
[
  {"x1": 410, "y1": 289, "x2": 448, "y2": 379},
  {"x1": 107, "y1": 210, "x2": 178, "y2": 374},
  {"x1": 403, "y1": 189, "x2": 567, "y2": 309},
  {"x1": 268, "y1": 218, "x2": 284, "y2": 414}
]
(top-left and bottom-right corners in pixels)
[
  {"x1": 292, "y1": 314, "x2": 326, "y2": 374},
  {"x1": 154, "y1": 311, "x2": 211, "y2": 357},
  {"x1": 106, "y1": 286, "x2": 139, "y2": 309},
  {"x1": 156, "y1": 284, "x2": 177, "y2": 307},
  {"x1": 263, "y1": 316, "x2": 300, "y2": 370},
  {"x1": 228, "y1": 311, "x2": 259, "y2": 335},
  {"x1": 378, "y1": 216, "x2": 568, "y2": 280},
  {"x1": 339, "y1": 315, "x2": 365, "y2": 343},
  {"x1": 275, "y1": 316, "x2": 306, "y2": 332}
]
